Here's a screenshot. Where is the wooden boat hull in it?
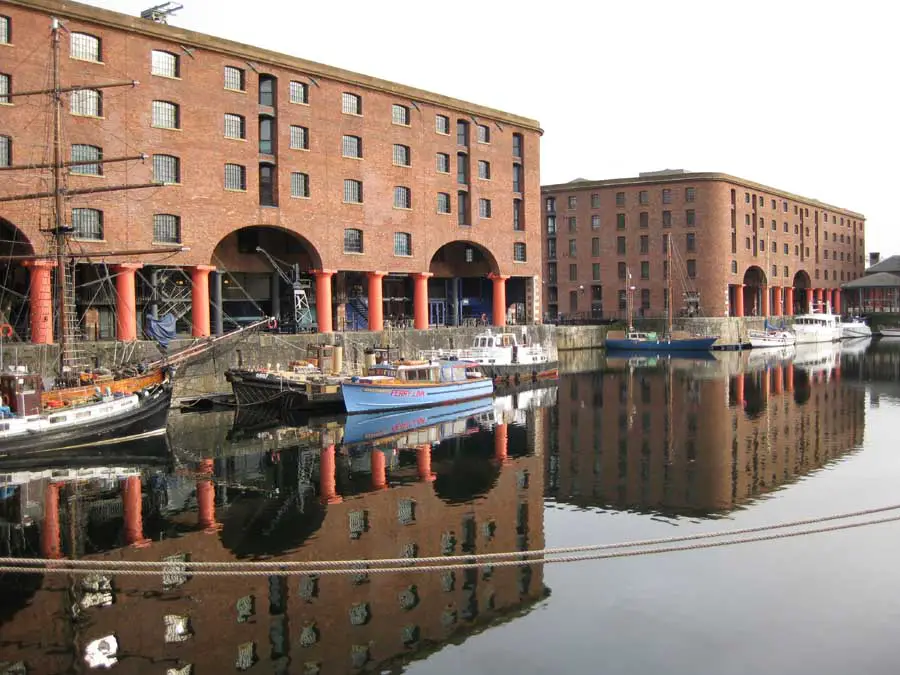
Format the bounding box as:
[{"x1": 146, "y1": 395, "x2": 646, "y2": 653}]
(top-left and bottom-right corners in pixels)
[
  {"x1": 0, "y1": 384, "x2": 172, "y2": 458},
  {"x1": 225, "y1": 369, "x2": 345, "y2": 413},
  {"x1": 605, "y1": 336, "x2": 718, "y2": 351},
  {"x1": 478, "y1": 360, "x2": 559, "y2": 380},
  {"x1": 341, "y1": 378, "x2": 494, "y2": 414}
]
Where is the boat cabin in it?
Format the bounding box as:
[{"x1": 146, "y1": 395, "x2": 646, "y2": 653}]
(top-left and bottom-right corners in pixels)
[
  {"x1": 473, "y1": 332, "x2": 521, "y2": 349},
  {"x1": 0, "y1": 369, "x2": 43, "y2": 416},
  {"x1": 794, "y1": 316, "x2": 838, "y2": 327},
  {"x1": 363, "y1": 360, "x2": 477, "y2": 383}
]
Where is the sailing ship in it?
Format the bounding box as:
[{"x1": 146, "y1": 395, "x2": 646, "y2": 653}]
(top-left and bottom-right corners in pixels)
[
  {"x1": 606, "y1": 237, "x2": 718, "y2": 352},
  {"x1": 0, "y1": 18, "x2": 268, "y2": 455}
]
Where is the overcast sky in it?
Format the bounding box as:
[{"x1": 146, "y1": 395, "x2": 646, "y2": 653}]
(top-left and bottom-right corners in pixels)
[{"x1": 85, "y1": 0, "x2": 899, "y2": 257}]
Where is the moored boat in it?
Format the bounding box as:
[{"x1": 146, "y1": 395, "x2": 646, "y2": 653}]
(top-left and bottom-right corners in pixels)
[
  {"x1": 879, "y1": 328, "x2": 900, "y2": 338},
  {"x1": 341, "y1": 359, "x2": 494, "y2": 413},
  {"x1": 748, "y1": 329, "x2": 797, "y2": 348},
  {"x1": 225, "y1": 361, "x2": 345, "y2": 413},
  {"x1": 419, "y1": 329, "x2": 556, "y2": 380},
  {"x1": 793, "y1": 303, "x2": 843, "y2": 343},
  {"x1": 841, "y1": 317, "x2": 872, "y2": 339}
]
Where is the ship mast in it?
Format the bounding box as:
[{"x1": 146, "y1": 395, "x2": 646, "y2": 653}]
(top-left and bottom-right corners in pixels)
[
  {"x1": 666, "y1": 234, "x2": 673, "y2": 337},
  {"x1": 0, "y1": 17, "x2": 165, "y2": 385},
  {"x1": 50, "y1": 18, "x2": 70, "y2": 378}
]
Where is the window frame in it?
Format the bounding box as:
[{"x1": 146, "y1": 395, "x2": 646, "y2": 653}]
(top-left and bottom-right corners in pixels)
[
  {"x1": 393, "y1": 232, "x2": 412, "y2": 256},
  {"x1": 223, "y1": 66, "x2": 245, "y2": 92},
  {"x1": 342, "y1": 92, "x2": 362, "y2": 115},
  {"x1": 290, "y1": 171, "x2": 310, "y2": 199},
  {"x1": 151, "y1": 100, "x2": 180, "y2": 130},
  {"x1": 70, "y1": 32, "x2": 101, "y2": 63},
  {"x1": 153, "y1": 213, "x2": 181, "y2": 244},
  {"x1": 150, "y1": 50, "x2": 179, "y2": 78},
  {"x1": 394, "y1": 186, "x2": 412, "y2": 210},
  {"x1": 224, "y1": 163, "x2": 247, "y2": 191},
  {"x1": 344, "y1": 228, "x2": 363, "y2": 254},
  {"x1": 71, "y1": 207, "x2": 104, "y2": 240}
]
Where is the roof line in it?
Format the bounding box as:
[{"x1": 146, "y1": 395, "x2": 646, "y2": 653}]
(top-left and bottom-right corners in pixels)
[
  {"x1": 7, "y1": 0, "x2": 543, "y2": 133},
  {"x1": 541, "y1": 172, "x2": 865, "y2": 218}
]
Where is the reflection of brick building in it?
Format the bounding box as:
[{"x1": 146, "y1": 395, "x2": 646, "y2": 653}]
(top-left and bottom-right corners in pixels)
[
  {"x1": 0, "y1": 417, "x2": 547, "y2": 673},
  {"x1": 547, "y1": 359, "x2": 865, "y2": 515}
]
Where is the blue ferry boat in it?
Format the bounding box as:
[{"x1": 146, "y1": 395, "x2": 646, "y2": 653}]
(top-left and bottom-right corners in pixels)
[{"x1": 341, "y1": 359, "x2": 494, "y2": 414}]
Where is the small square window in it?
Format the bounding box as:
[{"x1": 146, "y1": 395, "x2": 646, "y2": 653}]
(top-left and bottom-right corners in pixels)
[
  {"x1": 70, "y1": 32, "x2": 101, "y2": 62},
  {"x1": 568, "y1": 196, "x2": 577, "y2": 209},
  {"x1": 224, "y1": 113, "x2": 246, "y2": 139},
  {"x1": 393, "y1": 144, "x2": 411, "y2": 167},
  {"x1": 290, "y1": 172, "x2": 309, "y2": 198},
  {"x1": 342, "y1": 92, "x2": 362, "y2": 115},
  {"x1": 290, "y1": 125, "x2": 309, "y2": 150},
  {"x1": 394, "y1": 186, "x2": 411, "y2": 209},
  {"x1": 591, "y1": 193, "x2": 600, "y2": 208},
  {"x1": 224, "y1": 66, "x2": 245, "y2": 91},
  {"x1": 476, "y1": 124, "x2": 491, "y2": 143},
  {"x1": 479, "y1": 198, "x2": 492, "y2": 219},
  {"x1": 513, "y1": 242, "x2": 526, "y2": 262},
  {"x1": 394, "y1": 232, "x2": 412, "y2": 256},
  {"x1": 392, "y1": 104, "x2": 410, "y2": 126},
  {"x1": 151, "y1": 50, "x2": 179, "y2": 78},
  {"x1": 477, "y1": 160, "x2": 491, "y2": 180},
  {"x1": 435, "y1": 114, "x2": 450, "y2": 134},
  {"x1": 436, "y1": 153, "x2": 450, "y2": 173},
  {"x1": 685, "y1": 187, "x2": 696, "y2": 202},
  {"x1": 289, "y1": 81, "x2": 309, "y2": 104},
  {"x1": 639, "y1": 190, "x2": 649, "y2": 205}
]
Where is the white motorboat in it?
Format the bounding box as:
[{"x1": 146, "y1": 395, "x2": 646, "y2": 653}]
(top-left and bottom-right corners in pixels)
[
  {"x1": 841, "y1": 317, "x2": 872, "y2": 339},
  {"x1": 419, "y1": 329, "x2": 556, "y2": 378},
  {"x1": 792, "y1": 303, "x2": 842, "y2": 344},
  {"x1": 880, "y1": 328, "x2": 900, "y2": 338},
  {"x1": 748, "y1": 329, "x2": 796, "y2": 348}
]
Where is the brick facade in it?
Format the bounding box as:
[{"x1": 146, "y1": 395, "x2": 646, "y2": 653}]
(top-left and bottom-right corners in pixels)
[
  {"x1": 541, "y1": 172, "x2": 866, "y2": 320},
  {"x1": 0, "y1": 0, "x2": 543, "y2": 339}
]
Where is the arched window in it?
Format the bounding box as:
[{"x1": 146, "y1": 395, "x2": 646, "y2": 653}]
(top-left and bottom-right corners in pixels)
[{"x1": 344, "y1": 228, "x2": 363, "y2": 254}]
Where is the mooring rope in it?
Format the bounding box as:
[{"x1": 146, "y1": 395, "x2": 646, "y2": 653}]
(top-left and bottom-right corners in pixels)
[{"x1": 1, "y1": 505, "x2": 898, "y2": 576}]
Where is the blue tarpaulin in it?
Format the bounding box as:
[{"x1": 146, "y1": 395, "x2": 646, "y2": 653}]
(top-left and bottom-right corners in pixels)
[{"x1": 145, "y1": 313, "x2": 177, "y2": 349}]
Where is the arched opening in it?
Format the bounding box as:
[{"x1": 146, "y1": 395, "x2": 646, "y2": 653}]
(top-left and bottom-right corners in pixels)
[
  {"x1": 428, "y1": 241, "x2": 511, "y2": 326},
  {"x1": 210, "y1": 226, "x2": 323, "y2": 332},
  {"x1": 742, "y1": 370, "x2": 767, "y2": 419},
  {"x1": 742, "y1": 266, "x2": 767, "y2": 317},
  {"x1": 432, "y1": 430, "x2": 501, "y2": 504},
  {"x1": 792, "y1": 270, "x2": 812, "y2": 314},
  {"x1": 0, "y1": 218, "x2": 35, "y2": 340}
]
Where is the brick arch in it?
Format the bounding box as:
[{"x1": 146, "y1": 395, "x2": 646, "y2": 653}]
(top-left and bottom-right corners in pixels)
[
  {"x1": 209, "y1": 225, "x2": 323, "y2": 273},
  {"x1": 792, "y1": 270, "x2": 811, "y2": 289},
  {"x1": 742, "y1": 265, "x2": 767, "y2": 287},
  {"x1": 427, "y1": 240, "x2": 501, "y2": 278},
  {"x1": 741, "y1": 265, "x2": 767, "y2": 317},
  {"x1": 0, "y1": 217, "x2": 36, "y2": 257}
]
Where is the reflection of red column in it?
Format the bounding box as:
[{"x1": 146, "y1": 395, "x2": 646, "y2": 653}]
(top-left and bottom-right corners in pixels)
[
  {"x1": 320, "y1": 444, "x2": 343, "y2": 504},
  {"x1": 772, "y1": 287, "x2": 782, "y2": 316},
  {"x1": 495, "y1": 423, "x2": 509, "y2": 464},
  {"x1": 416, "y1": 444, "x2": 436, "y2": 482},
  {"x1": 412, "y1": 272, "x2": 432, "y2": 330},
  {"x1": 371, "y1": 450, "x2": 387, "y2": 490},
  {"x1": 191, "y1": 265, "x2": 215, "y2": 337},
  {"x1": 41, "y1": 483, "x2": 62, "y2": 560},
  {"x1": 734, "y1": 284, "x2": 744, "y2": 317},
  {"x1": 762, "y1": 370, "x2": 771, "y2": 398},
  {"x1": 786, "y1": 364, "x2": 795, "y2": 392},
  {"x1": 834, "y1": 365, "x2": 841, "y2": 382},
  {"x1": 774, "y1": 366, "x2": 784, "y2": 394},
  {"x1": 197, "y1": 479, "x2": 220, "y2": 532},
  {"x1": 313, "y1": 270, "x2": 335, "y2": 333},
  {"x1": 123, "y1": 475, "x2": 150, "y2": 548},
  {"x1": 734, "y1": 374, "x2": 745, "y2": 406},
  {"x1": 114, "y1": 263, "x2": 142, "y2": 341},
  {"x1": 833, "y1": 289, "x2": 841, "y2": 314},
  {"x1": 489, "y1": 274, "x2": 509, "y2": 327},
  {"x1": 24, "y1": 260, "x2": 56, "y2": 344},
  {"x1": 814, "y1": 288, "x2": 822, "y2": 308},
  {"x1": 367, "y1": 271, "x2": 386, "y2": 331},
  {"x1": 785, "y1": 287, "x2": 794, "y2": 316}
]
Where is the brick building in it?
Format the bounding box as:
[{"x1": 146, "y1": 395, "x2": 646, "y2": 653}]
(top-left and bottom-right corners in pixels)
[
  {"x1": 540, "y1": 170, "x2": 866, "y2": 321},
  {"x1": 0, "y1": 0, "x2": 542, "y2": 344}
]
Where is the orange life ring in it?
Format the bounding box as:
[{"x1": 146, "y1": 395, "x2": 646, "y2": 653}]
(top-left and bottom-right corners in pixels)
[
  {"x1": 0, "y1": 324, "x2": 12, "y2": 338},
  {"x1": 267, "y1": 317, "x2": 278, "y2": 330}
]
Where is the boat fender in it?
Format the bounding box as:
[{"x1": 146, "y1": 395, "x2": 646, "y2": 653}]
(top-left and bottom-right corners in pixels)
[
  {"x1": 0, "y1": 324, "x2": 12, "y2": 338},
  {"x1": 267, "y1": 317, "x2": 278, "y2": 330}
]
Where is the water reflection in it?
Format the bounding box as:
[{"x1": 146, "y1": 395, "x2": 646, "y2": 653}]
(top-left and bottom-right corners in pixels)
[
  {"x1": 549, "y1": 342, "x2": 866, "y2": 517},
  {"x1": 0, "y1": 386, "x2": 554, "y2": 673}
]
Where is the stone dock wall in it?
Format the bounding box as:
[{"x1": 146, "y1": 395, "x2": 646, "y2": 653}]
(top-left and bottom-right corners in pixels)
[{"x1": 2, "y1": 317, "x2": 771, "y2": 399}]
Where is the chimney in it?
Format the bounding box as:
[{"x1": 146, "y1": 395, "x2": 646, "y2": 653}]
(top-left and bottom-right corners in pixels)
[{"x1": 869, "y1": 252, "x2": 881, "y2": 267}]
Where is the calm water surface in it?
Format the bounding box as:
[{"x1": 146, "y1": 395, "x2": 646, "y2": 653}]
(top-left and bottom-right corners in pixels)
[{"x1": 1, "y1": 339, "x2": 899, "y2": 674}]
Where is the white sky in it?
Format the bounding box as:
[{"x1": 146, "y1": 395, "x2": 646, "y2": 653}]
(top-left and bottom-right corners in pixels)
[{"x1": 84, "y1": 0, "x2": 899, "y2": 257}]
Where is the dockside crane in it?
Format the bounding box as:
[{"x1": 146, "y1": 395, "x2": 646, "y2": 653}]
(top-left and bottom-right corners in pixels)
[{"x1": 255, "y1": 247, "x2": 314, "y2": 333}]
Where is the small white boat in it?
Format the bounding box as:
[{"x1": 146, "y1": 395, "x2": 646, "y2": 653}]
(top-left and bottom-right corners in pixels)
[
  {"x1": 841, "y1": 317, "x2": 872, "y2": 339},
  {"x1": 880, "y1": 328, "x2": 900, "y2": 338},
  {"x1": 792, "y1": 303, "x2": 842, "y2": 344},
  {"x1": 748, "y1": 329, "x2": 796, "y2": 348},
  {"x1": 419, "y1": 329, "x2": 556, "y2": 378}
]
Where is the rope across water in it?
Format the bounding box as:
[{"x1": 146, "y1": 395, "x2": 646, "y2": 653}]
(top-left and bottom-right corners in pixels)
[{"x1": 2, "y1": 504, "x2": 898, "y2": 576}]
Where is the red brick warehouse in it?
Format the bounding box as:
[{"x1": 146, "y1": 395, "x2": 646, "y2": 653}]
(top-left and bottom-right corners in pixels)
[
  {"x1": 0, "y1": 0, "x2": 543, "y2": 344},
  {"x1": 541, "y1": 170, "x2": 865, "y2": 321}
]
